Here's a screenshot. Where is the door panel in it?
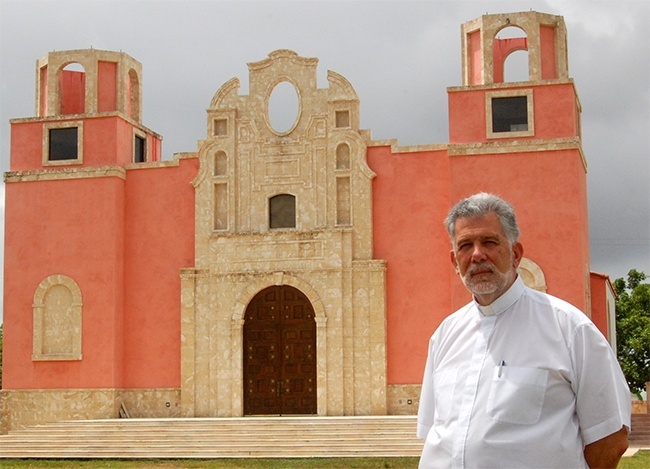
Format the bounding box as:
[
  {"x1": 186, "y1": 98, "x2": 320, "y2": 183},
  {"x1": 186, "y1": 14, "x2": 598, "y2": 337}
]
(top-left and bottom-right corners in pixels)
[{"x1": 244, "y1": 286, "x2": 316, "y2": 415}]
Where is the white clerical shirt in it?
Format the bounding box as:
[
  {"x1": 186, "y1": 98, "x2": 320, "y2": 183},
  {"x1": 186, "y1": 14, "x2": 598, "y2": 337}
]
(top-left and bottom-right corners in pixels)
[{"x1": 417, "y1": 276, "x2": 630, "y2": 468}]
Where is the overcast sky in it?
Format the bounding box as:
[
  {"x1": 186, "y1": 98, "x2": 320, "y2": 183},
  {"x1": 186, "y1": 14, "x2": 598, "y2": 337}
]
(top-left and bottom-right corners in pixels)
[{"x1": 0, "y1": 0, "x2": 648, "y2": 321}]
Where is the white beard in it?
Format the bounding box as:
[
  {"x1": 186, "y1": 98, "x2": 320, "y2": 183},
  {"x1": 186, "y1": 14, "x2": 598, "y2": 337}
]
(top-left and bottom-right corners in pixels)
[{"x1": 462, "y1": 262, "x2": 515, "y2": 298}]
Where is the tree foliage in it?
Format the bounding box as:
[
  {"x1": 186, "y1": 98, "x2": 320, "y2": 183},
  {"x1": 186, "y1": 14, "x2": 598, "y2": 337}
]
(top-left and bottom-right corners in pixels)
[{"x1": 614, "y1": 269, "x2": 650, "y2": 398}]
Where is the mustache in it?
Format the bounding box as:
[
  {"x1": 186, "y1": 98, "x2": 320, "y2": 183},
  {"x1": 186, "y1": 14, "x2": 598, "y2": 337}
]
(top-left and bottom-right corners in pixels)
[{"x1": 465, "y1": 263, "x2": 496, "y2": 276}]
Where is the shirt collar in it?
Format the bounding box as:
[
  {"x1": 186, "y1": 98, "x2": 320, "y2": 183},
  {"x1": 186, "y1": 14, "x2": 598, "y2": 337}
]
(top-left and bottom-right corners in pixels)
[{"x1": 476, "y1": 275, "x2": 525, "y2": 316}]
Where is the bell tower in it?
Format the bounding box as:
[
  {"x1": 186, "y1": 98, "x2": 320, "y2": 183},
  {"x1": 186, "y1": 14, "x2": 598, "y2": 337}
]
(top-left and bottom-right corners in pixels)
[
  {"x1": 4, "y1": 48, "x2": 163, "y2": 418},
  {"x1": 462, "y1": 11, "x2": 568, "y2": 86},
  {"x1": 446, "y1": 11, "x2": 591, "y2": 313},
  {"x1": 37, "y1": 48, "x2": 143, "y2": 121},
  {"x1": 449, "y1": 11, "x2": 580, "y2": 144}
]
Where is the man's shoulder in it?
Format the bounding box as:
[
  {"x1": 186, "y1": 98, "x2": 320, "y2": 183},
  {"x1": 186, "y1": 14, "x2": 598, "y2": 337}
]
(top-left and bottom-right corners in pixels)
[
  {"x1": 437, "y1": 301, "x2": 476, "y2": 329},
  {"x1": 522, "y1": 286, "x2": 592, "y2": 325}
]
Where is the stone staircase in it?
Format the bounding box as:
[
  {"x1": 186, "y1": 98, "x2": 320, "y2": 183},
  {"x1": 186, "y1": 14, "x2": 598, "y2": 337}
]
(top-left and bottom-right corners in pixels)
[
  {"x1": 630, "y1": 413, "x2": 650, "y2": 448},
  {"x1": 0, "y1": 415, "x2": 423, "y2": 459}
]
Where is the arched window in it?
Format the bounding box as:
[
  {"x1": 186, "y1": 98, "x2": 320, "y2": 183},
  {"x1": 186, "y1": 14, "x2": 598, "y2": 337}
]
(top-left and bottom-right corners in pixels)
[
  {"x1": 59, "y1": 62, "x2": 85, "y2": 115},
  {"x1": 128, "y1": 68, "x2": 140, "y2": 121},
  {"x1": 269, "y1": 194, "x2": 296, "y2": 229},
  {"x1": 336, "y1": 143, "x2": 350, "y2": 169},
  {"x1": 518, "y1": 258, "x2": 547, "y2": 292},
  {"x1": 504, "y1": 49, "x2": 529, "y2": 83},
  {"x1": 494, "y1": 26, "x2": 529, "y2": 83},
  {"x1": 214, "y1": 151, "x2": 228, "y2": 176},
  {"x1": 32, "y1": 275, "x2": 83, "y2": 361}
]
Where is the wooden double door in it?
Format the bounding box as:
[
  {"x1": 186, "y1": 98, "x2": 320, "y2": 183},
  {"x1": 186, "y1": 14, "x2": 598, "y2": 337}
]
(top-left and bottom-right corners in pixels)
[{"x1": 243, "y1": 286, "x2": 317, "y2": 415}]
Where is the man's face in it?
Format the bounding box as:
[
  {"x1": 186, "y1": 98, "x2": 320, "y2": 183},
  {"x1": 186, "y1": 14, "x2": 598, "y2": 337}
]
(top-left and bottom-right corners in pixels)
[{"x1": 450, "y1": 212, "x2": 523, "y2": 306}]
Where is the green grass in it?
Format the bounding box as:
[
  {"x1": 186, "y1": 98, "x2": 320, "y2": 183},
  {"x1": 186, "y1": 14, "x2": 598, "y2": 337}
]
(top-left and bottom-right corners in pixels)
[
  {"x1": 619, "y1": 450, "x2": 650, "y2": 469},
  {"x1": 0, "y1": 452, "x2": 646, "y2": 468}
]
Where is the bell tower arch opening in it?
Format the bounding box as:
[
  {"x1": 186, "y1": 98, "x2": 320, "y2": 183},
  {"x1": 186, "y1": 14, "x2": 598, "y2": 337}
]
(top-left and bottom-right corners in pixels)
[
  {"x1": 128, "y1": 68, "x2": 141, "y2": 121},
  {"x1": 59, "y1": 62, "x2": 86, "y2": 115},
  {"x1": 495, "y1": 26, "x2": 529, "y2": 83}
]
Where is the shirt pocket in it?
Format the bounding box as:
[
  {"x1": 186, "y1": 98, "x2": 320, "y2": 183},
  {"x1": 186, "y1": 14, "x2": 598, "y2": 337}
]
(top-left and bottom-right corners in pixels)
[
  {"x1": 433, "y1": 368, "x2": 458, "y2": 423},
  {"x1": 486, "y1": 366, "x2": 548, "y2": 425}
]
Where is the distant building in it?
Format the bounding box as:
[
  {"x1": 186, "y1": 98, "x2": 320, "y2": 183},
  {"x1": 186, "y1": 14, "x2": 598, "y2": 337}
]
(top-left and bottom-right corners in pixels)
[{"x1": 1, "y1": 11, "x2": 612, "y2": 431}]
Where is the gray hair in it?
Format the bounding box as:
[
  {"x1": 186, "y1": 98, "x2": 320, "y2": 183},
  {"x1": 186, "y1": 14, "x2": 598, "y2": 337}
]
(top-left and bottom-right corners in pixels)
[{"x1": 445, "y1": 192, "x2": 520, "y2": 244}]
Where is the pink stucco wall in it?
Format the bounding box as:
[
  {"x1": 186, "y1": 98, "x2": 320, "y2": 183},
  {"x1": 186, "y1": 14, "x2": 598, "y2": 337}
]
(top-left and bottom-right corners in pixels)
[
  {"x1": 121, "y1": 161, "x2": 197, "y2": 388},
  {"x1": 3, "y1": 176, "x2": 126, "y2": 388}
]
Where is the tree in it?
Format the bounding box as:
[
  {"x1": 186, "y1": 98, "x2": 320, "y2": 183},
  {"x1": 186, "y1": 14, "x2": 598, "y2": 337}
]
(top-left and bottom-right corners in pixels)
[{"x1": 614, "y1": 269, "x2": 650, "y2": 399}]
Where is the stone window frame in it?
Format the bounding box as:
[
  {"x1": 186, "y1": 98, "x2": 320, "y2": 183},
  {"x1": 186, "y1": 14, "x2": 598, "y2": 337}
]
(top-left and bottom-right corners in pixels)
[
  {"x1": 486, "y1": 88, "x2": 534, "y2": 139},
  {"x1": 43, "y1": 120, "x2": 84, "y2": 166},
  {"x1": 32, "y1": 274, "x2": 83, "y2": 361}
]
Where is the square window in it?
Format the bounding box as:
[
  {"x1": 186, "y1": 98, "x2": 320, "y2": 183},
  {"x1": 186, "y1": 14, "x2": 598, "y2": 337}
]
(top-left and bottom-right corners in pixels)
[
  {"x1": 335, "y1": 110, "x2": 350, "y2": 128},
  {"x1": 492, "y1": 96, "x2": 528, "y2": 132},
  {"x1": 49, "y1": 127, "x2": 78, "y2": 161},
  {"x1": 214, "y1": 118, "x2": 228, "y2": 136}
]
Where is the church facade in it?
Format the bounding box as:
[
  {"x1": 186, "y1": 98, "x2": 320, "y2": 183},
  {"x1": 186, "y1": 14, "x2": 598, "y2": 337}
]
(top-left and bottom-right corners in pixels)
[{"x1": 1, "y1": 11, "x2": 613, "y2": 432}]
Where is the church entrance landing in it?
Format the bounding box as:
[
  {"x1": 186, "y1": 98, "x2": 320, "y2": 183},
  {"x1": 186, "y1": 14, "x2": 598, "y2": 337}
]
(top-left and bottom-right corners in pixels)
[{"x1": 243, "y1": 286, "x2": 317, "y2": 415}]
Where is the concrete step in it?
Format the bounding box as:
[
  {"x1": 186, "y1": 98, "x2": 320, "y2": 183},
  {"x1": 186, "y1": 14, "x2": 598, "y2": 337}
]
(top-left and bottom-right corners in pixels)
[
  {"x1": 0, "y1": 415, "x2": 424, "y2": 459},
  {"x1": 630, "y1": 413, "x2": 650, "y2": 447}
]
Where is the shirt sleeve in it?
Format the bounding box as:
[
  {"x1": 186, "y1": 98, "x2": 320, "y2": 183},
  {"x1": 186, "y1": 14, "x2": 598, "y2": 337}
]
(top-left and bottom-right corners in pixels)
[
  {"x1": 571, "y1": 322, "x2": 631, "y2": 446},
  {"x1": 417, "y1": 335, "x2": 436, "y2": 439}
]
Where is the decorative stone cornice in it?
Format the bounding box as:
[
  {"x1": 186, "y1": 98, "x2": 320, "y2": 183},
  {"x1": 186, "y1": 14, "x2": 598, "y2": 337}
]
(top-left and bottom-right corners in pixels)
[{"x1": 4, "y1": 165, "x2": 126, "y2": 183}]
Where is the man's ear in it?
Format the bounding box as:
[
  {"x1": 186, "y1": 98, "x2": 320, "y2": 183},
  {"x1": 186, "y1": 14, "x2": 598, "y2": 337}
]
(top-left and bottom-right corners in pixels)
[
  {"x1": 450, "y1": 249, "x2": 459, "y2": 272},
  {"x1": 512, "y1": 242, "x2": 524, "y2": 268}
]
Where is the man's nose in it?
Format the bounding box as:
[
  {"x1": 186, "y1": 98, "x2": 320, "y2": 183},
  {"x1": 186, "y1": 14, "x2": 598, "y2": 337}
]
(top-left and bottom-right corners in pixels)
[{"x1": 471, "y1": 244, "x2": 488, "y2": 262}]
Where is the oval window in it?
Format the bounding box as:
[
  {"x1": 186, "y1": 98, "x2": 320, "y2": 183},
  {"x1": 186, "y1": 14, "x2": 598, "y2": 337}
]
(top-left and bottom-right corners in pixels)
[{"x1": 268, "y1": 80, "x2": 300, "y2": 135}]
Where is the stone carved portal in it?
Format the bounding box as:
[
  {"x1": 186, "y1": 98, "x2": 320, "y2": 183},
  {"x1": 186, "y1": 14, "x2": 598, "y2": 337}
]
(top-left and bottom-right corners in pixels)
[{"x1": 180, "y1": 50, "x2": 387, "y2": 417}]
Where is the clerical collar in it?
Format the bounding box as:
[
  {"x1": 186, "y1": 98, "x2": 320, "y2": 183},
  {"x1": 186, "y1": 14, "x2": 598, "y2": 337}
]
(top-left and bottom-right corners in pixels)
[{"x1": 476, "y1": 275, "x2": 525, "y2": 316}]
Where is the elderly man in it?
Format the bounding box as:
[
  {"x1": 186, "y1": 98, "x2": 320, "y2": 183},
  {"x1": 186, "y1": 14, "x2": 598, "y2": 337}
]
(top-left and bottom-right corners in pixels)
[{"x1": 417, "y1": 193, "x2": 630, "y2": 468}]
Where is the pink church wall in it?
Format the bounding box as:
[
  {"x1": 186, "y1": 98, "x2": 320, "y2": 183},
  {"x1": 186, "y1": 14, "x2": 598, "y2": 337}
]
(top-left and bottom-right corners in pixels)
[
  {"x1": 97, "y1": 61, "x2": 117, "y2": 113},
  {"x1": 9, "y1": 117, "x2": 159, "y2": 170},
  {"x1": 368, "y1": 146, "x2": 452, "y2": 384},
  {"x1": 60, "y1": 70, "x2": 85, "y2": 115},
  {"x1": 590, "y1": 273, "x2": 612, "y2": 339},
  {"x1": 121, "y1": 159, "x2": 198, "y2": 388},
  {"x1": 447, "y1": 148, "x2": 590, "y2": 313},
  {"x1": 448, "y1": 82, "x2": 580, "y2": 144},
  {"x1": 371, "y1": 145, "x2": 589, "y2": 386},
  {"x1": 3, "y1": 177, "x2": 126, "y2": 389}
]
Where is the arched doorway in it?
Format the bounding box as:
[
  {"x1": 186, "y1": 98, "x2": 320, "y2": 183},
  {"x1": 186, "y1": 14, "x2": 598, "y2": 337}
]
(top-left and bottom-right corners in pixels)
[{"x1": 243, "y1": 285, "x2": 317, "y2": 415}]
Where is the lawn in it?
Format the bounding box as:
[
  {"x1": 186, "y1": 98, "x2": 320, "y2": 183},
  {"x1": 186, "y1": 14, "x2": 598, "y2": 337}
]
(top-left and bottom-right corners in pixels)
[{"x1": 0, "y1": 453, "x2": 647, "y2": 469}]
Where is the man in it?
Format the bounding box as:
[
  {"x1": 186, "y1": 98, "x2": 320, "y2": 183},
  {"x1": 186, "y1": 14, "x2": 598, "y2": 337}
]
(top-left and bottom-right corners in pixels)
[{"x1": 417, "y1": 193, "x2": 630, "y2": 468}]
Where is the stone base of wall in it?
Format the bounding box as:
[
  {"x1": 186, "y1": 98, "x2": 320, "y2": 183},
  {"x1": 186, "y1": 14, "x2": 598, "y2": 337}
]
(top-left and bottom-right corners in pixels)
[
  {"x1": 119, "y1": 388, "x2": 181, "y2": 418},
  {"x1": 387, "y1": 384, "x2": 420, "y2": 415},
  {"x1": 1, "y1": 388, "x2": 181, "y2": 433},
  {"x1": 2, "y1": 385, "x2": 417, "y2": 433},
  {"x1": 0, "y1": 391, "x2": 8, "y2": 435}
]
